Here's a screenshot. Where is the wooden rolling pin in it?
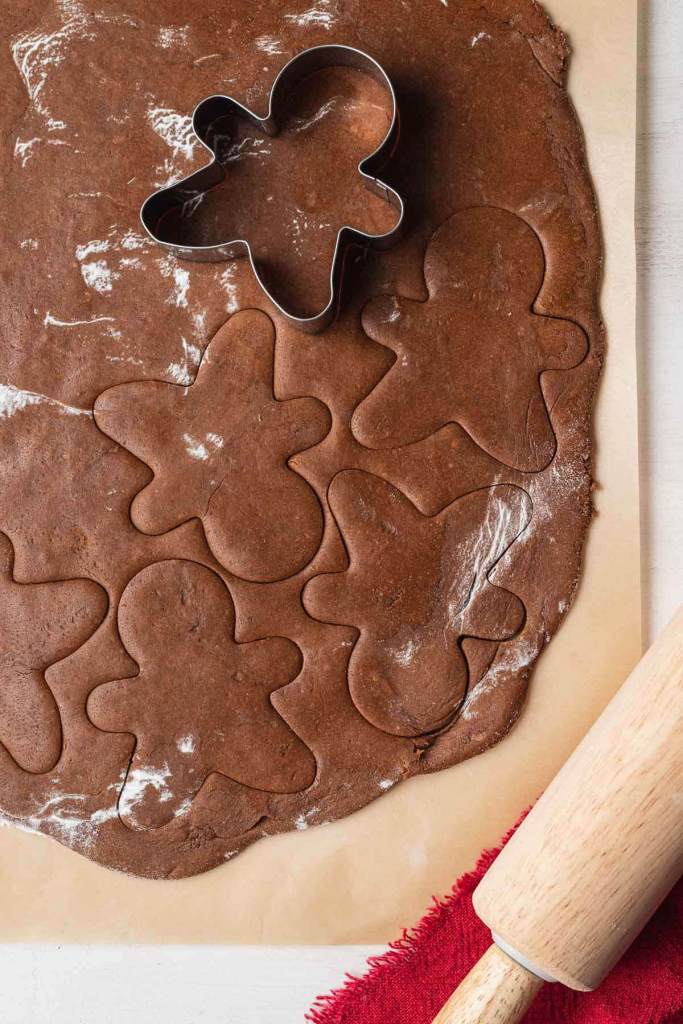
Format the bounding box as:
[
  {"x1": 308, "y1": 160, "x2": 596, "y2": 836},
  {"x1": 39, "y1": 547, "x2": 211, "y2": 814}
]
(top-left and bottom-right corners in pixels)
[{"x1": 433, "y1": 605, "x2": 683, "y2": 1024}]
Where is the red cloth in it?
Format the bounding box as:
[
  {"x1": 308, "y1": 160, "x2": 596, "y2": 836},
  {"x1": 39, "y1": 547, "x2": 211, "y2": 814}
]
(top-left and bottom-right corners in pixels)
[{"x1": 307, "y1": 820, "x2": 683, "y2": 1024}]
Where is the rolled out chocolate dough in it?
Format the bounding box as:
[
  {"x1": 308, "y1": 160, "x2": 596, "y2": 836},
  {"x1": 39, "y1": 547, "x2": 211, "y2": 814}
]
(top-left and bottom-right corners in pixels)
[{"x1": 0, "y1": 0, "x2": 601, "y2": 878}]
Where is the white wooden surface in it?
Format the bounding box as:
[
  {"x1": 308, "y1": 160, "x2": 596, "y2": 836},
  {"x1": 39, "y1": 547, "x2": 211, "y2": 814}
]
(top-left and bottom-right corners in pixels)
[
  {"x1": 636, "y1": 1, "x2": 683, "y2": 641},
  {"x1": 1, "y1": 3, "x2": 681, "y2": 1021}
]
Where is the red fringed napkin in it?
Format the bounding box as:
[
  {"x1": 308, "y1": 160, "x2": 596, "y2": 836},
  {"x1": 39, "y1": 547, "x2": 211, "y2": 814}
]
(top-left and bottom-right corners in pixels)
[{"x1": 307, "y1": 819, "x2": 683, "y2": 1024}]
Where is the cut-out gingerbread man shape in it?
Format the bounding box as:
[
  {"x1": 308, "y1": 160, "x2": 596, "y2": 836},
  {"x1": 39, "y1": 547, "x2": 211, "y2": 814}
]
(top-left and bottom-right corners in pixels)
[
  {"x1": 87, "y1": 559, "x2": 316, "y2": 830},
  {"x1": 353, "y1": 208, "x2": 587, "y2": 472},
  {"x1": 94, "y1": 309, "x2": 330, "y2": 582},
  {"x1": 304, "y1": 472, "x2": 531, "y2": 737},
  {"x1": 0, "y1": 532, "x2": 106, "y2": 773}
]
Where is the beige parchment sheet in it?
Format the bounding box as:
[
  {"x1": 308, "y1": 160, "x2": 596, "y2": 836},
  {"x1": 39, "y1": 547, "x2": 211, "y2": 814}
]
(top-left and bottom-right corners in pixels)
[{"x1": 0, "y1": 0, "x2": 640, "y2": 944}]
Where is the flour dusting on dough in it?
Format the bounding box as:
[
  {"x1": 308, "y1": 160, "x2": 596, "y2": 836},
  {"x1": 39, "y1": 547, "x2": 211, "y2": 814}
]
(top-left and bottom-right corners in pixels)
[
  {"x1": 289, "y1": 99, "x2": 338, "y2": 135},
  {"x1": 74, "y1": 236, "x2": 120, "y2": 293},
  {"x1": 255, "y1": 34, "x2": 284, "y2": 55},
  {"x1": 192, "y1": 310, "x2": 207, "y2": 339},
  {"x1": 147, "y1": 106, "x2": 196, "y2": 161},
  {"x1": 193, "y1": 53, "x2": 222, "y2": 66},
  {"x1": 182, "y1": 432, "x2": 224, "y2": 460},
  {"x1": 284, "y1": 1, "x2": 337, "y2": 30},
  {"x1": 384, "y1": 297, "x2": 402, "y2": 323},
  {"x1": 177, "y1": 735, "x2": 196, "y2": 754},
  {"x1": 167, "y1": 337, "x2": 202, "y2": 385},
  {"x1": 75, "y1": 238, "x2": 109, "y2": 260},
  {"x1": 294, "y1": 806, "x2": 319, "y2": 830},
  {"x1": 11, "y1": 0, "x2": 136, "y2": 137},
  {"x1": 160, "y1": 256, "x2": 191, "y2": 308},
  {"x1": 220, "y1": 266, "x2": 239, "y2": 313},
  {"x1": 14, "y1": 137, "x2": 41, "y2": 167},
  {"x1": 0, "y1": 789, "x2": 119, "y2": 850},
  {"x1": 120, "y1": 229, "x2": 150, "y2": 251},
  {"x1": 157, "y1": 26, "x2": 189, "y2": 49},
  {"x1": 0, "y1": 384, "x2": 92, "y2": 419},
  {"x1": 119, "y1": 764, "x2": 175, "y2": 821},
  {"x1": 44, "y1": 311, "x2": 115, "y2": 328},
  {"x1": 394, "y1": 639, "x2": 417, "y2": 666},
  {"x1": 80, "y1": 259, "x2": 116, "y2": 294},
  {"x1": 171, "y1": 267, "x2": 191, "y2": 308},
  {"x1": 460, "y1": 633, "x2": 538, "y2": 721},
  {"x1": 11, "y1": 0, "x2": 93, "y2": 121},
  {"x1": 182, "y1": 434, "x2": 209, "y2": 460},
  {"x1": 452, "y1": 489, "x2": 530, "y2": 633}
]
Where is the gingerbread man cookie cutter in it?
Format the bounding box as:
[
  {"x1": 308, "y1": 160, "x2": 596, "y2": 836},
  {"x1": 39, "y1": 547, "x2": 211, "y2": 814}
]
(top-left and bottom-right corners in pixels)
[{"x1": 140, "y1": 44, "x2": 404, "y2": 333}]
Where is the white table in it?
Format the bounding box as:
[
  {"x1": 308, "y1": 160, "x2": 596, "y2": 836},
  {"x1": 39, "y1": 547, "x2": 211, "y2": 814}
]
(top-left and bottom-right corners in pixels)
[{"x1": 2, "y1": 3, "x2": 681, "y2": 1021}]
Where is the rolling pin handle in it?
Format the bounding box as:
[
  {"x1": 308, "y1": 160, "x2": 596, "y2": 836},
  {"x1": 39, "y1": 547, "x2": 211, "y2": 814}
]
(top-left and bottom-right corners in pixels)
[{"x1": 431, "y1": 943, "x2": 544, "y2": 1024}]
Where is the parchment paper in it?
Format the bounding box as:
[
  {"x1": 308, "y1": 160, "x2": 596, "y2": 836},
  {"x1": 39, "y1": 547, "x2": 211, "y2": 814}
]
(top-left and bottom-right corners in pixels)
[{"x1": 0, "y1": 0, "x2": 640, "y2": 944}]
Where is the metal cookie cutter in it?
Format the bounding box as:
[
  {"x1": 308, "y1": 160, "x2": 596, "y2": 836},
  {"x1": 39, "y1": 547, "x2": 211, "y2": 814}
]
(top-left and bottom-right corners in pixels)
[{"x1": 140, "y1": 44, "x2": 404, "y2": 333}]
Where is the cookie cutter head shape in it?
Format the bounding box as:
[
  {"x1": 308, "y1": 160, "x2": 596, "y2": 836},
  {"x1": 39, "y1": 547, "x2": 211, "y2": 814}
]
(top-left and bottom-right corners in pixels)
[{"x1": 140, "y1": 44, "x2": 404, "y2": 333}]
